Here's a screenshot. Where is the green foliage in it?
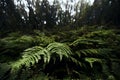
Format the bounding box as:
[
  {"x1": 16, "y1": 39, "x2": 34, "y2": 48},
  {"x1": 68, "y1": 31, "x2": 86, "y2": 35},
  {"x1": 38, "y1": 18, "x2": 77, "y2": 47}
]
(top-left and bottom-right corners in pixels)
[
  {"x1": 34, "y1": 35, "x2": 55, "y2": 47},
  {"x1": 68, "y1": 29, "x2": 120, "y2": 79},
  {"x1": 0, "y1": 35, "x2": 34, "y2": 59},
  {"x1": 0, "y1": 42, "x2": 72, "y2": 79},
  {"x1": 0, "y1": 32, "x2": 55, "y2": 60},
  {"x1": 0, "y1": 63, "x2": 11, "y2": 79},
  {"x1": 71, "y1": 37, "x2": 106, "y2": 47},
  {"x1": 10, "y1": 42, "x2": 72, "y2": 68},
  {"x1": 46, "y1": 42, "x2": 72, "y2": 61},
  {"x1": 33, "y1": 30, "x2": 55, "y2": 46},
  {"x1": 0, "y1": 28, "x2": 120, "y2": 80},
  {"x1": 10, "y1": 46, "x2": 44, "y2": 70},
  {"x1": 0, "y1": 0, "x2": 120, "y2": 79},
  {"x1": 84, "y1": 30, "x2": 116, "y2": 39},
  {"x1": 29, "y1": 73, "x2": 50, "y2": 80}
]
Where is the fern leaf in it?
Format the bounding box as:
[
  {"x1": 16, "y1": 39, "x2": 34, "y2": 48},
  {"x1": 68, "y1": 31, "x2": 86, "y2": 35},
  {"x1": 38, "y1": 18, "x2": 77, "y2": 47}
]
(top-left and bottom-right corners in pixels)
[
  {"x1": 79, "y1": 48, "x2": 112, "y2": 57},
  {"x1": 42, "y1": 49, "x2": 50, "y2": 63},
  {"x1": 10, "y1": 46, "x2": 44, "y2": 73},
  {"x1": 70, "y1": 57, "x2": 82, "y2": 67},
  {"x1": 85, "y1": 58, "x2": 102, "y2": 68},
  {"x1": 46, "y1": 42, "x2": 72, "y2": 61},
  {"x1": 71, "y1": 38, "x2": 105, "y2": 47}
]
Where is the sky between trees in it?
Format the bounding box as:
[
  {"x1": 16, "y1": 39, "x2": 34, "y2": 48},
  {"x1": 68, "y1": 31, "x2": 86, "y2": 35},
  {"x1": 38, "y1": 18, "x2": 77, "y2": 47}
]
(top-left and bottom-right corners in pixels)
[{"x1": 14, "y1": 0, "x2": 94, "y2": 13}]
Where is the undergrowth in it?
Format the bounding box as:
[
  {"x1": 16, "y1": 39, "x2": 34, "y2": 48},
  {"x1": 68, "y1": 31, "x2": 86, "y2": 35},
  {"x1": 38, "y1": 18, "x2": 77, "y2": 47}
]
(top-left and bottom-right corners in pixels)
[{"x1": 0, "y1": 26, "x2": 120, "y2": 80}]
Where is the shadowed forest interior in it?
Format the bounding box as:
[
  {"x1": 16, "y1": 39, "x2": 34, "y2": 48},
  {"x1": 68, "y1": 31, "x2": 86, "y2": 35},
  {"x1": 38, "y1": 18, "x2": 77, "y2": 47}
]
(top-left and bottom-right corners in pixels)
[{"x1": 0, "y1": 0, "x2": 120, "y2": 80}]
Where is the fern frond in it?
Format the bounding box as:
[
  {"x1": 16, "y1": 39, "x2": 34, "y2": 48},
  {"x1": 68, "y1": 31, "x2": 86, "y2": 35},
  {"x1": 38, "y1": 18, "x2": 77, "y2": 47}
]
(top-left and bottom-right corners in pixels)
[
  {"x1": 84, "y1": 30, "x2": 115, "y2": 38},
  {"x1": 85, "y1": 58, "x2": 102, "y2": 68},
  {"x1": 34, "y1": 35, "x2": 55, "y2": 47},
  {"x1": 10, "y1": 46, "x2": 45, "y2": 72},
  {"x1": 71, "y1": 38, "x2": 106, "y2": 47},
  {"x1": 70, "y1": 56, "x2": 83, "y2": 67},
  {"x1": 79, "y1": 48, "x2": 112, "y2": 57},
  {"x1": 10, "y1": 42, "x2": 72, "y2": 73},
  {"x1": 69, "y1": 48, "x2": 109, "y2": 68},
  {"x1": 0, "y1": 35, "x2": 34, "y2": 57},
  {"x1": 46, "y1": 42, "x2": 72, "y2": 61}
]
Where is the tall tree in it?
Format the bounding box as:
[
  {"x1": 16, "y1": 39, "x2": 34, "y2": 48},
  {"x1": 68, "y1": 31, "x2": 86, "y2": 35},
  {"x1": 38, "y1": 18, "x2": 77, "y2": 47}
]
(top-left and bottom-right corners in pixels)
[{"x1": 0, "y1": 0, "x2": 22, "y2": 31}]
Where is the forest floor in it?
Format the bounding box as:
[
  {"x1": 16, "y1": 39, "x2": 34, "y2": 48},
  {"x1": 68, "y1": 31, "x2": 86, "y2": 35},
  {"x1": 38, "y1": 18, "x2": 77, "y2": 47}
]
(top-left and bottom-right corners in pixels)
[{"x1": 0, "y1": 26, "x2": 120, "y2": 80}]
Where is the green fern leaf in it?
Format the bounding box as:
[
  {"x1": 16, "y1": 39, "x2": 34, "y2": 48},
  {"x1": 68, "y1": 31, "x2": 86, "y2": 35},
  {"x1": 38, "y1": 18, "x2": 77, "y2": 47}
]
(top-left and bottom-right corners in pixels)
[
  {"x1": 71, "y1": 38, "x2": 105, "y2": 47},
  {"x1": 85, "y1": 58, "x2": 102, "y2": 68},
  {"x1": 46, "y1": 42, "x2": 72, "y2": 61},
  {"x1": 10, "y1": 46, "x2": 44, "y2": 73},
  {"x1": 70, "y1": 57, "x2": 82, "y2": 67},
  {"x1": 79, "y1": 48, "x2": 112, "y2": 57}
]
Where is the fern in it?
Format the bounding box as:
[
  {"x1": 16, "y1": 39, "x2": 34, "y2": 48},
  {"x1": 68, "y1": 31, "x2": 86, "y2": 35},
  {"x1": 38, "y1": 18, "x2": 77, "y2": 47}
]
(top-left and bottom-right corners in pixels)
[
  {"x1": 69, "y1": 48, "x2": 111, "y2": 72},
  {"x1": 1, "y1": 28, "x2": 120, "y2": 79},
  {"x1": 33, "y1": 31, "x2": 55, "y2": 47},
  {"x1": 46, "y1": 42, "x2": 72, "y2": 61},
  {"x1": 84, "y1": 30, "x2": 116, "y2": 39},
  {"x1": 0, "y1": 35, "x2": 34, "y2": 57},
  {"x1": 68, "y1": 35, "x2": 113, "y2": 78},
  {"x1": 70, "y1": 56, "x2": 83, "y2": 67},
  {"x1": 70, "y1": 38, "x2": 106, "y2": 47},
  {"x1": 6, "y1": 42, "x2": 72, "y2": 79},
  {"x1": 85, "y1": 58, "x2": 102, "y2": 68},
  {"x1": 10, "y1": 46, "x2": 45, "y2": 72},
  {"x1": 79, "y1": 48, "x2": 112, "y2": 57},
  {"x1": 8, "y1": 46, "x2": 49, "y2": 80}
]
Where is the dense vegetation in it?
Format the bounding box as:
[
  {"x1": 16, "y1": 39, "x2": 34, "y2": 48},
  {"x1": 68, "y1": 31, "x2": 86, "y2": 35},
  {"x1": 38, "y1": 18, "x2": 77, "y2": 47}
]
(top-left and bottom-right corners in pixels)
[{"x1": 0, "y1": 0, "x2": 120, "y2": 80}]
